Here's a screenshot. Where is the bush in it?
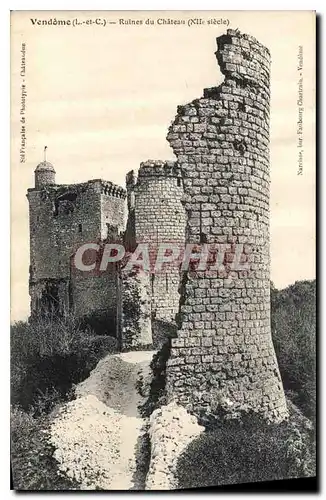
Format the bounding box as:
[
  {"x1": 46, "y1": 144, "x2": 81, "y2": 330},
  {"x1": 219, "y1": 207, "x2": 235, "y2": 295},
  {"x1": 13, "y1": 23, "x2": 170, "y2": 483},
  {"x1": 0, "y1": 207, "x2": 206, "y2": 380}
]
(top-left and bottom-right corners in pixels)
[
  {"x1": 11, "y1": 405, "x2": 78, "y2": 490},
  {"x1": 152, "y1": 320, "x2": 177, "y2": 350},
  {"x1": 11, "y1": 313, "x2": 118, "y2": 414},
  {"x1": 271, "y1": 280, "x2": 316, "y2": 420},
  {"x1": 11, "y1": 313, "x2": 119, "y2": 490},
  {"x1": 139, "y1": 340, "x2": 170, "y2": 418},
  {"x1": 175, "y1": 406, "x2": 316, "y2": 489}
]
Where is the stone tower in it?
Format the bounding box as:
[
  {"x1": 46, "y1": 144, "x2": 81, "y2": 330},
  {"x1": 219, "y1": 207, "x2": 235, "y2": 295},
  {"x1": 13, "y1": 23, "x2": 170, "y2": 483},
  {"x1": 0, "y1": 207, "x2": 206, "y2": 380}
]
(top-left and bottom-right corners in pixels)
[
  {"x1": 165, "y1": 30, "x2": 288, "y2": 422},
  {"x1": 126, "y1": 160, "x2": 186, "y2": 322},
  {"x1": 27, "y1": 159, "x2": 126, "y2": 331},
  {"x1": 34, "y1": 160, "x2": 56, "y2": 189}
]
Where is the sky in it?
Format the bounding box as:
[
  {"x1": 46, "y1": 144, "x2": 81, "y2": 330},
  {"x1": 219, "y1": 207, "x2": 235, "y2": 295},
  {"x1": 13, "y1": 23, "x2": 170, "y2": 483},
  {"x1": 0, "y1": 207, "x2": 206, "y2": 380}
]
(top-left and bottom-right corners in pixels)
[{"x1": 11, "y1": 10, "x2": 316, "y2": 321}]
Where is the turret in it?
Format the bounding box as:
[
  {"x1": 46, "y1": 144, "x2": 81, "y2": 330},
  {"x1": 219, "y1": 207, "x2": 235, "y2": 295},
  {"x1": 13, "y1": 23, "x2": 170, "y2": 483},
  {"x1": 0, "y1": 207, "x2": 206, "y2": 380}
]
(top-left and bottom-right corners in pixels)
[{"x1": 34, "y1": 161, "x2": 56, "y2": 189}]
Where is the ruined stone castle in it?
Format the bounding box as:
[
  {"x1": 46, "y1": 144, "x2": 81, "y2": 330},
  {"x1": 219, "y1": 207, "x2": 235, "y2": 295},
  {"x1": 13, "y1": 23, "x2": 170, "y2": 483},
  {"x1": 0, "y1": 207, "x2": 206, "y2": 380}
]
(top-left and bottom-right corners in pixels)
[{"x1": 27, "y1": 29, "x2": 288, "y2": 422}]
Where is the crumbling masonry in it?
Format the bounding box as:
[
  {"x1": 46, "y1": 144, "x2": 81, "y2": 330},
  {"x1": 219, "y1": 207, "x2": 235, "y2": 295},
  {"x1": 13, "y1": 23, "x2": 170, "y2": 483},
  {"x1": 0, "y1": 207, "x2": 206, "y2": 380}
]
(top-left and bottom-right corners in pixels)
[
  {"x1": 27, "y1": 29, "x2": 288, "y2": 421},
  {"x1": 27, "y1": 168, "x2": 126, "y2": 327},
  {"x1": 164, "y1": 30, "x2": 288, "y2": 421}
]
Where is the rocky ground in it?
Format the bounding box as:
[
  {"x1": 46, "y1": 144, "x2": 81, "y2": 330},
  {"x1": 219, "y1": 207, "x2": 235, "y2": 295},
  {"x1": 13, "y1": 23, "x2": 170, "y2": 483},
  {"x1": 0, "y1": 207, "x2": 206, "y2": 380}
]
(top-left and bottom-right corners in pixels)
[
  {"x1": 49, "y1": 349, "x2": 205, "y2": 491},
  {"x1": 145, "y1": 402, "x2": 204, "y2": 490},
  {"x1": 49, "y1": 351, "x2": 155, "y2": 490}
]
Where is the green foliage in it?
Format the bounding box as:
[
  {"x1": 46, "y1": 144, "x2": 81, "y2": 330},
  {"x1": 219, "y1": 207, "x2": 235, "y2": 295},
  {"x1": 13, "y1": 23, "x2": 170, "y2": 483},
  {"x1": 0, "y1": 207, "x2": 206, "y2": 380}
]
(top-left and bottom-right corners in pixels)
[
  {"x1": 11, "y1": 405, "x2": 78, "y2": 491},
  {"x1": 139, "y1": 321, "x2": 177, "y2": 417},
  {"x1": 271, "y1": 280, "x2": 316, "y2": 420},
  {"x1": 11, "y1": 312, "x2": 118, "y2": 414},
  {"x1": 10, "y1": 312, "x2": 118, "y2": 490},
  {"x1": 175, "y1": 405, "x2": 316, "y2": 489},
  {"x1": 139, "y1": 340, "x2": 170, "y2": 418},
  {"x1": 152, "y1": 319, "x2": 177, "y2": 349}
]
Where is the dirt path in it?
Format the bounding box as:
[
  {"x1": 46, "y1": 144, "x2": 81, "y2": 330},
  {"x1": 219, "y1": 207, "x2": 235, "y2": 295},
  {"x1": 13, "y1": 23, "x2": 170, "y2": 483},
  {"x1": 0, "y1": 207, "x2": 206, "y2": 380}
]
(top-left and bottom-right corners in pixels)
[{"x1": 49, "y1": 350, "x2": 156, "y2": 490}]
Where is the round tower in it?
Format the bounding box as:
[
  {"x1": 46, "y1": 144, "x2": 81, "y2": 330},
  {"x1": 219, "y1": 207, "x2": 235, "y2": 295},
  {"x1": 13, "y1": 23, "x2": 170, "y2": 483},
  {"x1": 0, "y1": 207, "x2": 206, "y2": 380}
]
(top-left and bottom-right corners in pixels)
[
  {"x1": 34, "y1": 161, "x2": 56, "y2": 189},
  {"x1": 133, "y1": 160, "x2": 186, "y2": 322},
  {"x1": 165, "y1": 29, "x2": 288, "y2": 422}
]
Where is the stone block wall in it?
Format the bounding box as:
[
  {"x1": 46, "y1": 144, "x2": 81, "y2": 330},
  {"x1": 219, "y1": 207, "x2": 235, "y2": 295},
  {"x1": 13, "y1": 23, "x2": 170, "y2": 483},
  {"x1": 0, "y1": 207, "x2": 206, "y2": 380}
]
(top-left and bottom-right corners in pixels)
[
  {"x1": 165, "y1": 30, "x2": 288, "y2": 422},
  {"x1": 27, "y1": 179, "x2": 126, "y2": 328},
  {"x1": 100, "y1": 182, "x2": 126, "y2": 240},
  {"x1": 70, "y1": 264, "x2": 118, "y2": 330},
  {"x1": 127, "y1": 160, "x2": 186, "y2": 322}
]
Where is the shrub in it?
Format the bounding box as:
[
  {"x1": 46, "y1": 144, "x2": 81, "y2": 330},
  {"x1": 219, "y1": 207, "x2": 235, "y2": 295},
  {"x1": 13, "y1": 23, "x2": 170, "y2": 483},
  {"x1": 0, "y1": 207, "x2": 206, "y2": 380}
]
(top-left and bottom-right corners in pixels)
[
  {"x1": 11, "y1": 405, "x2": 79, "y2": 490},
  {"x1": 271, "y1": 280, "x2": 316, "y2": 419},
  {"x1": 139, "y1": 340, "x2": 170, "y2": 418},
  {"x1": 11, "y1": 313, "x2": 118, "y2": 413},
  {"x1": 175, "y1": 406, "x2": 316, "y2": 489},
  {"x1": 152, "y1": 320, "x2": 177, "y2": 350},
  {"x1": 11, "y1": 313, "x2": 119, "y2": 490}
]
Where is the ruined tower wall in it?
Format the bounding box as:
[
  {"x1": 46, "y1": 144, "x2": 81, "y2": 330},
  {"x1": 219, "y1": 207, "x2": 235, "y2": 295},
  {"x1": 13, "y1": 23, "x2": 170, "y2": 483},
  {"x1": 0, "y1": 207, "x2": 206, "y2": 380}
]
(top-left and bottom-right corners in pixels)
[
  {"x1": 70, "y1": 267, "x2": 118, "y2": 326},
  {"x1": 165, "y1": 30, "x2": 288, "y2": 422},
  {"x1": 130, "y1": 161, "x2": 186, "y2": 322},
  {"x1": 28, "y1": 182, "x2": 102, "y2": 282},
  {"x1": 124, "y1": 170, "x2": 137, "y2": 251},
  {"x1": 27, "y1": 179, "x2": 126, "y2": 327},
  {"x1": 118, "y1": 267, "x2": 153, "y2": 351},
  {"x1": 100, "y1": 191, "x2": 126, "y2": 239}
]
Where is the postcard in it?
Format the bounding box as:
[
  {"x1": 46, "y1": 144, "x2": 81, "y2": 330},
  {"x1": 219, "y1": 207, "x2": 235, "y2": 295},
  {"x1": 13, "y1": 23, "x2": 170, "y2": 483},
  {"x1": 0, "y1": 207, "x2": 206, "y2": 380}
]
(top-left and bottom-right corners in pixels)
[{"x1": 10, "y1": 10, "x2": 316, "y2": 491}]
